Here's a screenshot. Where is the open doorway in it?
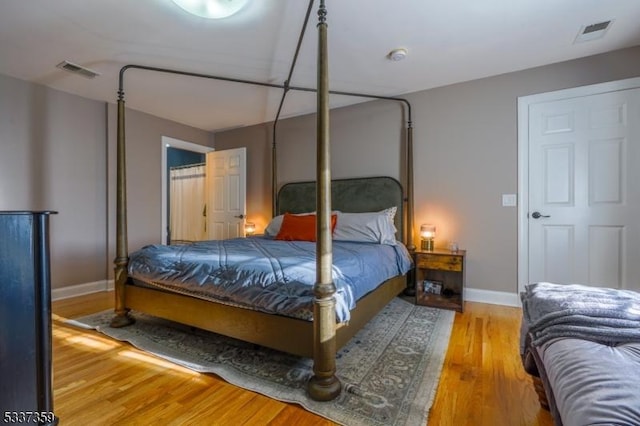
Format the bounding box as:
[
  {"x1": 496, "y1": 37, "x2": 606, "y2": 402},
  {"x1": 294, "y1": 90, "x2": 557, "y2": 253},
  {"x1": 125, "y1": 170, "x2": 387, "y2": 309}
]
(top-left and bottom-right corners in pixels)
[{"x1": 161, "y1": 136, "x2": 213, "y2": 244}]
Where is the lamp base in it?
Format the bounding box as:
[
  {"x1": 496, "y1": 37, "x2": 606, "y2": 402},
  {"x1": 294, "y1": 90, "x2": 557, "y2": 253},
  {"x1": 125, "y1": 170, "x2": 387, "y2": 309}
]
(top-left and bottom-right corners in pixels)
[{"x1": 421, "y1": 239, "x2": 434, "y2": 251}]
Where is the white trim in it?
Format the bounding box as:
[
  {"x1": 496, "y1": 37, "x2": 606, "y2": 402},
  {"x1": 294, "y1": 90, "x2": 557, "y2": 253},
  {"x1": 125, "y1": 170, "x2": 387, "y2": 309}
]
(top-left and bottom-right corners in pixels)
[
  {"x1": 52, "y1": 280, "x2": 114, "y2": 301},
  {"x1": 161, "y1": 136, "x2": 214, "y2": 244},
  {"x1": 53, "y1": 281, "x2": 520, "y2": 307},
  {"x1": 517, "y1": 77, "x2": 640, "y2": 295},
  {"x1": 465, "y1": 288, "x2": 521, "y2": 307},
  {"x1": 517, "y1": 94, "x2": 531, "y2": 299}
]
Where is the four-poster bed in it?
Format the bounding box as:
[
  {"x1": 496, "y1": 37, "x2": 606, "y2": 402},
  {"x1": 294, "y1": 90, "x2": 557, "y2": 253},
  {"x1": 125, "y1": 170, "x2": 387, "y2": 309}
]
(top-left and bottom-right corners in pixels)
[{"x1": 110, "y1": 0, "x2": 416, "y2": 401}]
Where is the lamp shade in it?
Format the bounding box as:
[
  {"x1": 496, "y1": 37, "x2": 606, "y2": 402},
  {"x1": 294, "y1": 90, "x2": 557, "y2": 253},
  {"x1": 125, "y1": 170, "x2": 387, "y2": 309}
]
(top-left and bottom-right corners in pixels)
[
  {"x1": 244, "y1": 222, "x2": 255, "y2": 236},
  {"x1": 420, "y1": 224, "x2": 436, "y2": 251},
  {"x1": 420, "y1": 224, "x2": 436, "y2": 239}
]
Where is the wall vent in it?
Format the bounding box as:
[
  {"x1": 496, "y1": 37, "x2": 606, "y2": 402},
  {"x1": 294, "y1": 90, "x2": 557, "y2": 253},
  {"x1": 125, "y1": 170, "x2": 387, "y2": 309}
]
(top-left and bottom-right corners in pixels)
[
  {"x1": 574, "y1": 20, "x2": 613, "y2": 43},
  {"x1": 56, "y1": 60, "x2": 100, "y2": 79}
]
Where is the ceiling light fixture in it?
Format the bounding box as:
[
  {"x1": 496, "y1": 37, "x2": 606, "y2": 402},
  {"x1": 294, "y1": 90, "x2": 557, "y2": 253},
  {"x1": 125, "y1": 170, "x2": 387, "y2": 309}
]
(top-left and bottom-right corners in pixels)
[
  {"x1": 171, "y1": 0, "x2": 251, "y2": 19},
  {"x1": 388, "y1": 48, "x2": 408, "y2": 62}
]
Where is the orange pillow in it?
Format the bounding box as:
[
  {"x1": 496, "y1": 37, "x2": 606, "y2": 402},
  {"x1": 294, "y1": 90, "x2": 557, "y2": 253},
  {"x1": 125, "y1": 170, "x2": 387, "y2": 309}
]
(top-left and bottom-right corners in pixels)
[{"x1": 275, "y1": 213, "x2": 337, "y2": 242}]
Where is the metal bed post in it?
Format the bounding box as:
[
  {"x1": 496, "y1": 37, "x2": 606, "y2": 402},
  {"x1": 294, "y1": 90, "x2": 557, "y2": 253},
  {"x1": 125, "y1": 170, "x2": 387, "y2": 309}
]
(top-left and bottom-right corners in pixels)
[
  {"x1": 402, "y1": 118, "x2": 417, "y2": 296},
  {"x1": 110, "y1": 87, "x2": 134, "y2": 327},
  {"x1": 271, "y1": 0, "x2": 316, "y2": 217},
  {"x1": 307, "y1": 0, "x2": 341, "y2": 401},
  {"x1": 406, "y1": 120, "x2": 415, "y2": 252}
]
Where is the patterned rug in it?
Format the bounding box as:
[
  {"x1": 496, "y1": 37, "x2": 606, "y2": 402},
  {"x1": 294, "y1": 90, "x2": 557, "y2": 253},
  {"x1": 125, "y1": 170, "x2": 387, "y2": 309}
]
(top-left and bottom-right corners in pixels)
[{"x1": 67, "y1": 298, "x2": 454, "y2": 426}]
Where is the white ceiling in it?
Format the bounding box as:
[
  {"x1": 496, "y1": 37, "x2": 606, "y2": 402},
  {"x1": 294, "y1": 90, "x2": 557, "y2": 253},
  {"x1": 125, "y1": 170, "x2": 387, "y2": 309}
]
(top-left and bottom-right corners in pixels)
[{"x1": 1, "y1": 0, "x2": 639, "y2": 132}]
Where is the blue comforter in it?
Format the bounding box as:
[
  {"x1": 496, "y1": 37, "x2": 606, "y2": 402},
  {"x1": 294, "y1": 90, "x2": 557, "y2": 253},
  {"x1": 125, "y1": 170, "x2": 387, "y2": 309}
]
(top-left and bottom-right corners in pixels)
[{"x1": 128, "y1": 237, "x2": 412, "y2": 322}]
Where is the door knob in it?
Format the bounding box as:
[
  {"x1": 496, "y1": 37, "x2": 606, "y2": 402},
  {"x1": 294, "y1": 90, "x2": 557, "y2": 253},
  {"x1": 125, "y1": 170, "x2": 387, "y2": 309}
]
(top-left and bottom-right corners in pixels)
[
  {"x1": 531, "y1": 211, "x2": 550, "y2": 219},
  {"x1": 233, "y1": 214, "x2": 246, "y2": 219}
]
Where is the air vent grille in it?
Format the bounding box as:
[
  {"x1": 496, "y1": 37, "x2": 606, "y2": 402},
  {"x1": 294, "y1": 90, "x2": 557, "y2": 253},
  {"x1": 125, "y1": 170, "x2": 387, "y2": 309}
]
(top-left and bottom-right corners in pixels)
[
  {"x1": 583, "y1": 21, "x2": 611, "y2": 34},
  {"x1": 574, "y1": 20, "x2": 613, "y2": 43},
  {"x1": 56, "y1": 60, "x2": 100, "y2": 79}
]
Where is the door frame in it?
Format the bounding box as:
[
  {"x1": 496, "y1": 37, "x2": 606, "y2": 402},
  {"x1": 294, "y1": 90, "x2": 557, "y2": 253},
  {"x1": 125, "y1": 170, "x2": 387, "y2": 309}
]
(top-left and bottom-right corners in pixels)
[
  {"x1": 161, "y1": 136, "x2": 214, "y2": 244},
  {"x1": 517, "y1": 76, "x2": 640, "y2": 295}
]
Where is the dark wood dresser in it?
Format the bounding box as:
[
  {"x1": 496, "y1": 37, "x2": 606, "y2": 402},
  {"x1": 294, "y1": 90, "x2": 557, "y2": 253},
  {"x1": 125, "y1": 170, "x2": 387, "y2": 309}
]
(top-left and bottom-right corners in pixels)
[{"x1": 0, "y1": 211, "x2": 58, "y2": 425}]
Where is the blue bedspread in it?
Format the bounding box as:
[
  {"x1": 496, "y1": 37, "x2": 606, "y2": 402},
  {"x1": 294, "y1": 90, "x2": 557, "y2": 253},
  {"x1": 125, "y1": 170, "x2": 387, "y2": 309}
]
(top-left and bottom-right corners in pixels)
[{"x1": 128, "y1": 237, "x2": 412, "y2": 322}]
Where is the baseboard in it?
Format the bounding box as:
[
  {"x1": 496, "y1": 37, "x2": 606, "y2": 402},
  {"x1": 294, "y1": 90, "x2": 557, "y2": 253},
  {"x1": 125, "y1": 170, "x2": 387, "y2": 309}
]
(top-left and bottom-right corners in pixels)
[
  {"x1": 52, "y1": 280, "x2": 114, "y2": 301},
  {"x1": 465, "y1": 287, "x2": 521, "y2": 307},
  {"x1": 52, "y1": 281, "x2": 520, "y2": 307}
]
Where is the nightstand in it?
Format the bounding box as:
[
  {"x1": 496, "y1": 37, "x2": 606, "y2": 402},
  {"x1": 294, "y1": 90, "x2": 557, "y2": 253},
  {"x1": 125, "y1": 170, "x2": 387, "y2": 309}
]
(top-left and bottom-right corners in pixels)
[{"x1": 414, "y1": 248, "x2": 466, "y2": 312}]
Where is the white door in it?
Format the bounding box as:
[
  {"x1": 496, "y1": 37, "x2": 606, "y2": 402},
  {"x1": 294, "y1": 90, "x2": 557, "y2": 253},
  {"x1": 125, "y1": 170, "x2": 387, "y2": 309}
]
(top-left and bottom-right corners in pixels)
[
  {"x1": 205, "y1": 147, "x2": 247, "y2": 239},
  {"x1": 528, "y1": 88, "x2": 640, "y2": 290}
]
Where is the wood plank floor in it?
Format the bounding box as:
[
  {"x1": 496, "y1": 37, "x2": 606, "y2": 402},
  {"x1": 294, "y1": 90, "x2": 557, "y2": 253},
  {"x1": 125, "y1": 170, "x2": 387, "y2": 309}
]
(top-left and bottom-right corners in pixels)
[{"x1": 52, "y1": 292, "x2": 553, "y2": 425}]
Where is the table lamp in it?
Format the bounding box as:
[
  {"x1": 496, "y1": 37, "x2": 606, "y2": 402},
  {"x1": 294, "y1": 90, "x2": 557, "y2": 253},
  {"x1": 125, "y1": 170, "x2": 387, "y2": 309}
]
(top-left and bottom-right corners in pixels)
[{"x1": 420, "y1": 224, "x2": 436, "y2": 251}]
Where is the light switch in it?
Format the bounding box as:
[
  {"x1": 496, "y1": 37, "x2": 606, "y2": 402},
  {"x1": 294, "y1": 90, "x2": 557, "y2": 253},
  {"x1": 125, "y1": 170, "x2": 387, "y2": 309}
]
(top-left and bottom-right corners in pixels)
[{"x1": 502, "y1": 194, "x2": 517, "y2": 207}]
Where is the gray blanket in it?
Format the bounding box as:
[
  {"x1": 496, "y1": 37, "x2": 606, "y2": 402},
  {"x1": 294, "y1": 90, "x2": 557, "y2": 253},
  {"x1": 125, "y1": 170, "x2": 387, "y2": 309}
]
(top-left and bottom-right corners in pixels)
[{"x1": 521, "y1": 282, "x2": 640, "y2": 348}]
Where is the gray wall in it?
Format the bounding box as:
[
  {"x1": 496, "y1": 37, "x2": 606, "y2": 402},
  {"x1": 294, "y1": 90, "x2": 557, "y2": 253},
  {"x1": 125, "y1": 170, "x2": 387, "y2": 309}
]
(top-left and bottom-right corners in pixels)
[
  {"x1": 216, "y1": 46, "x2": 640, "y2": 298},
  {"x1": 0, "y1": 73, "x2": 213, "y2": 289},
  {"x1": 3, "y1": 45, "x2": 639, "y2": 296},
  {"x1": 0, "y1": 74, "x2": 108, "y2": 288}
]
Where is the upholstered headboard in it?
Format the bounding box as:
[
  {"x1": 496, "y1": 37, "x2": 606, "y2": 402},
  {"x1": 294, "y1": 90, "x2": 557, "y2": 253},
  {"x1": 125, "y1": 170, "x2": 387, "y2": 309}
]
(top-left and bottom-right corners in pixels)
[{"x1": 276, "y1": 176, "x2": 404, "y2": 242}]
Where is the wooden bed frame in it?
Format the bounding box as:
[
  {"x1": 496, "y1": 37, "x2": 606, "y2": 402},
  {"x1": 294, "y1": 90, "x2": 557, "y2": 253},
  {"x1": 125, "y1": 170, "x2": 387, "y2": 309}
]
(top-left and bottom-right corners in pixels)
[{"x1": 109, "y1": 1, "x2": 416, "y2": 402}]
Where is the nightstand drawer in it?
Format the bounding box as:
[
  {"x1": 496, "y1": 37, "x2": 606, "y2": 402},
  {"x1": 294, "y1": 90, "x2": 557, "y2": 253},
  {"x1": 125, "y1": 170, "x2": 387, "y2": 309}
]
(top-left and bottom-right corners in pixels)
[{"x1": 416, "y1": 254, "x2": 463, "y2": 271}]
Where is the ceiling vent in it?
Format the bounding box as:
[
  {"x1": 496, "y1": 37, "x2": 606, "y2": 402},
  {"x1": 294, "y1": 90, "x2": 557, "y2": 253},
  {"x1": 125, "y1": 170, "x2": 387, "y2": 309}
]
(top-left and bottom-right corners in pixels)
[
  {"x1": 56, "y1": 60, "x2": 100, "y2": 79},
  {"x1": 574, "y1": 20, "x2": 613, "y2": 43}
]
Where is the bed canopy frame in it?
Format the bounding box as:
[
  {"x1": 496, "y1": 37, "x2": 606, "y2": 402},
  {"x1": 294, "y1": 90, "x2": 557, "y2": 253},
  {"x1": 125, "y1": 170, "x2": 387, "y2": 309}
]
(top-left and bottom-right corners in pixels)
[{"x1": 110, "y1": 0, "x2": 416, "y2": 401}]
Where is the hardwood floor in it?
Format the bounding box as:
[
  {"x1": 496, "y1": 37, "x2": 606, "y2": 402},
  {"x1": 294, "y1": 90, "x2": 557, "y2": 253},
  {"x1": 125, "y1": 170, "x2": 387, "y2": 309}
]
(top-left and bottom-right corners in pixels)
[{"x1": 51, "y1": 292, "x2": 553, "y2": 425}]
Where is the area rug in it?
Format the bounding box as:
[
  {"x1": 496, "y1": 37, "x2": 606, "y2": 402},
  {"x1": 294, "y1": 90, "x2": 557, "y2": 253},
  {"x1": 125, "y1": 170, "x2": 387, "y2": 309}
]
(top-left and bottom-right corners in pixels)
[{"x1": 66, "y1": 298, "x2": 454, "y2": 426}]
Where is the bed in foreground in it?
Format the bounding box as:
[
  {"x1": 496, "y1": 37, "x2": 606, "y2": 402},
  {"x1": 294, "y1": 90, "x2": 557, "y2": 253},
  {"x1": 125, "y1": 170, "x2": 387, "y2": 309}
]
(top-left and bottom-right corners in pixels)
[
  {"x1": 128, "y1": 224, "x2": 412, "y2": 324},
  {"x1": 116, "y1": 177, "x2": 413, "y2": 401},
  {"x1": 109, "y1": 1, "x2": 417, "y2": 401},
  {"x1": 520, "y1": 282, "x2": 640, "y2": 426},
  {"x1": 124, "y1": 176, "x2": 412, "y2": 361}
]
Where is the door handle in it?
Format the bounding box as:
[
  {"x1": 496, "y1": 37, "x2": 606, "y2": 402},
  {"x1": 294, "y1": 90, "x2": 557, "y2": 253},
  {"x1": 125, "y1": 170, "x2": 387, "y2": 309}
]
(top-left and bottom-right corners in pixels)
[
  {"x1": 531, "y1": 211, "x2": 550, "y2": 219},
  {"x1": 233, "y1": 214, "x2": 246, "y2": 219}
]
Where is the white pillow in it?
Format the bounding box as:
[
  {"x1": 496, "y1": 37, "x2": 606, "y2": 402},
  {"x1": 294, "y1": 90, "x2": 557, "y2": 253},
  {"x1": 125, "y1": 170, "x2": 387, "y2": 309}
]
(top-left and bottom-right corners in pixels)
[
  {"x1": 264, "y1": 214, "x2": 292, "y2": 237},
  {"x1": 381, "y1": 206, "x2": 397, "y2": 222},
  {"x1": 333, "y1": 208, "x2": 398, "y2": 245}
]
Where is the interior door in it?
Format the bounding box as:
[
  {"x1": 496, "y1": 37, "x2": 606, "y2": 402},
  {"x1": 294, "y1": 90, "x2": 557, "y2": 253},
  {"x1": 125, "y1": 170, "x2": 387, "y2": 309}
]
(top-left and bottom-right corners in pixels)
[
  {"x1": 205, "y1": 147, "x2": 247, "y2": 239},
  {"x1": 528, "y1": 88, "x2": 640, "y2": 290}
]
